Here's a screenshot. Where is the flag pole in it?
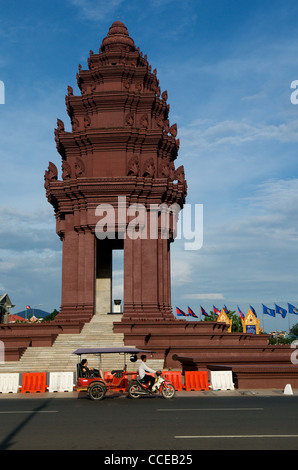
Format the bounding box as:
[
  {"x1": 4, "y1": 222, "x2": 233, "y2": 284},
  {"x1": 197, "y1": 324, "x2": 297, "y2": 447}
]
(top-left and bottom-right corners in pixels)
[{"x1": 274, "y1": 303, "x2": 278, "y2": 344}]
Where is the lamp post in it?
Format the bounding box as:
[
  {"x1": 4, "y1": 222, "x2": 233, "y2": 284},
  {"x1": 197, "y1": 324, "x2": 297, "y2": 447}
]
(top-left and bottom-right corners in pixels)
[{"x1": 32, "y1": 304, "x2": 43, "y2": 322}]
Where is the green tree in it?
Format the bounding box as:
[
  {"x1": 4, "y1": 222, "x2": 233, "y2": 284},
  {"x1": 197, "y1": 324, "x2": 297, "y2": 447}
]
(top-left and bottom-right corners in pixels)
[
  {"x1": 268, "y1": 335, "x2": 293, "y2": 345},
  {"x1": 42, "y1": 309, "x2": 59, "y2": 322},
  {"x1": 203, "y1": 310, "x2": 243, "y2": 332},
  {"x1": 290, "y1": 322, "x2": 298, "y2": 337},
  {"x1": 203, "y1": 312, "x2": 218, "y2": 322},
  {"x1": 227, "y1": 310, "x2": 243, "y2": 332}
]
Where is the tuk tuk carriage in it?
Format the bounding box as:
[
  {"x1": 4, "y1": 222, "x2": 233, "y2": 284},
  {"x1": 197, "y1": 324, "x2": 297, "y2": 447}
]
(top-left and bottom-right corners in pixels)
[{"x1": 73, "y1": 347, "x2": 154, "y2": 400}]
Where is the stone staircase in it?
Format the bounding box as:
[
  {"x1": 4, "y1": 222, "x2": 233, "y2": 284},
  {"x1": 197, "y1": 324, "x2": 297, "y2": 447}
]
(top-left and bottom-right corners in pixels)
[{"x1": 0, "y1": 315, "x2": 164, "y2": 374}]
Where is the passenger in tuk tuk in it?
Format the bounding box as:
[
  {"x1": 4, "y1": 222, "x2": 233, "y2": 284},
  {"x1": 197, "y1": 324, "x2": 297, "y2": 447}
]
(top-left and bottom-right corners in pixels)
[{"x1": 80, "y1": 359, "x2": 103, "y2": 379}]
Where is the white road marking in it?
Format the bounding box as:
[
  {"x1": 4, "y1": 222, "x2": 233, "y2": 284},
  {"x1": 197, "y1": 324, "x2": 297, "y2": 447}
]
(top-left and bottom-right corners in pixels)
[
  {"x1": 158, "y1": 408, "x2": 264, "y2": 411},
  {"x1": 175, "y1": 434, "x2": 298, "y2": 439},
  {"x1": 0, "y1": 411, "x2": 58, "y2": 414}
]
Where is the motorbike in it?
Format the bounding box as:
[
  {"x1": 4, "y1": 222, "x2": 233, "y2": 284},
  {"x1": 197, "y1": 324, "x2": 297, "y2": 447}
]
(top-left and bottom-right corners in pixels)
[{"x1": 128, "y1": 371, "x2": 175, "y2": 399}]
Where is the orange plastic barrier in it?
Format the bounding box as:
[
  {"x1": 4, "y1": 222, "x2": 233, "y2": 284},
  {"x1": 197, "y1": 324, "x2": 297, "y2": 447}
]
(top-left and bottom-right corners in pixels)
[
  {"x1": 164, "y1": 371, "x2": 183, "y2": 391},
  {"x1": 184, "y1": 371, "x2": 209, "y2": 391},
  {"x1": 21, "y1": 373, "x2": 47, "y2": 393}
]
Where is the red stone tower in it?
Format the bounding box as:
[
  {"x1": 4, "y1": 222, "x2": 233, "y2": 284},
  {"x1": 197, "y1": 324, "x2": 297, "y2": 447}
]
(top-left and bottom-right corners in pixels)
[{"x1": 45, "y1": 21, "x2": 187, "y2": 323}]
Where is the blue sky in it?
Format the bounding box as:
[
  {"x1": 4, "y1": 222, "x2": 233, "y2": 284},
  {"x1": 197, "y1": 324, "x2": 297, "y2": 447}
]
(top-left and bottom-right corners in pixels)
[{"x1": 1, "y1": 0, "x2": 298, "y2": 332}]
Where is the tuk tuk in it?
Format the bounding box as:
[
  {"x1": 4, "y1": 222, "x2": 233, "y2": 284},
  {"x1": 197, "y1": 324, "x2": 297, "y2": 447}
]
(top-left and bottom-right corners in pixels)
[{"x1": 72, "y1": 347, "x2": 153, "y2": 400}]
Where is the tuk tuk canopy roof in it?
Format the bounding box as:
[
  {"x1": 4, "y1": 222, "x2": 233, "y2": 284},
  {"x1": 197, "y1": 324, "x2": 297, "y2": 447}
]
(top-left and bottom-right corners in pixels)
[{"x1": 72, "y1": 347, "x2": 153, "y2": 355}]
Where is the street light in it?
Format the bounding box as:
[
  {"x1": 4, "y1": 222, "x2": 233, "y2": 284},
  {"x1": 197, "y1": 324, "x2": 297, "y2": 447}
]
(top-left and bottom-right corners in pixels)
[{"x1": 32, "y1": 304, "x2": 43, "y2": 321}]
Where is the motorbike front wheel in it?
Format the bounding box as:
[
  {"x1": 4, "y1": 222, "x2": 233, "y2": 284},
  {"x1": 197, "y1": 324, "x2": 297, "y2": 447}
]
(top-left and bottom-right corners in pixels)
[
  {"x1": 128, "y1": 381, "x2": 142, "y2": 399},
  {"x1": 161, "y1": 383, "x2": 175, "y2": 399}
]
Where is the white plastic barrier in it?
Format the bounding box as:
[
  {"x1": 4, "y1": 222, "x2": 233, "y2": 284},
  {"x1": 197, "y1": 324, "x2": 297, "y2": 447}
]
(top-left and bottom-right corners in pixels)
[
  {"x1": 210, "y1": 370, "x2": 234, "y2": 391},
  {"x1": 48, "y1": 372, "x2": 74, "y2": 392},
  {"x1": 0, "y1": 373, "x2": 20, "y2": 393}
]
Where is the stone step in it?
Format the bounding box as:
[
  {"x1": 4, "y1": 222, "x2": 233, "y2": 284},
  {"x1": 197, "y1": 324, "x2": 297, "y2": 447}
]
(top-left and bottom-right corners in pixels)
[{"x1": 0, "y1": 315, "x2": 163, "y2": 374}]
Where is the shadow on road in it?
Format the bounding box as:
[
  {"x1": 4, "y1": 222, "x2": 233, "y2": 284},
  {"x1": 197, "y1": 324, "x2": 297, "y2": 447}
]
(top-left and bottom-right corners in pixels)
[{"x1": 0, "y1": 399, "x2": 53, "y2": 450}]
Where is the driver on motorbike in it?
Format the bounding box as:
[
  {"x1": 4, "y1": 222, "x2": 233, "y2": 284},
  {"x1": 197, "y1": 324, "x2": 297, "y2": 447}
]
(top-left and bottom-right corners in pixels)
[{"x1": 138, "y1": 355, "x2": 157, "y2": 391}]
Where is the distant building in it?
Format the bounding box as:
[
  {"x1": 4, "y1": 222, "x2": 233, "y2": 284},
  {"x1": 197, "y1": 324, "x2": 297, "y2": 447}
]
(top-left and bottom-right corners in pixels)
[
  {"x1": 270, "y1": 330, "x2": 288, "y2": 338},
  {"x1": 8, "y1": 314, "x2": 28, "y2": 323},
  {"x1": 0, "y1": 294, "x2": 15, "y2": 324}
]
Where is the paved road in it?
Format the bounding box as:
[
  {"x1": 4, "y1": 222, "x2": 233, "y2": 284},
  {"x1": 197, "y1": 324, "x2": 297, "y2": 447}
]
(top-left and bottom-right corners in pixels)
[{"x1": 0, "y1": 393, "x2": 297, "y2": 452}]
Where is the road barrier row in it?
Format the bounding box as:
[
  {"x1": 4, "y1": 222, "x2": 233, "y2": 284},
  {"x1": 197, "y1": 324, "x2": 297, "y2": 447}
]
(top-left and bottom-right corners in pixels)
[
  {"x1": 0, "y1": 371, "x2": 221, "y2": 394},
  {"x1": 0, "y1": 372, "x2": 75, "y2": 394}
]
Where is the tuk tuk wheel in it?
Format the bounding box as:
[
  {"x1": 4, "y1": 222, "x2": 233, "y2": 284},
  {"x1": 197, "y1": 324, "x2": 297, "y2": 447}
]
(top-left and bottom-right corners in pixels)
[{"x1": 88, "y1": 382, "x2": 106, "y2": 401}]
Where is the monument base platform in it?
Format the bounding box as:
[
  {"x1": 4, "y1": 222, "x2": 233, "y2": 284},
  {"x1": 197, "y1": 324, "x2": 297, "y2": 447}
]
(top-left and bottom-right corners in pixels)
[
  {"x1": 113, "y1": 318, "x2": 293, "y2": 367},
  {"x1": 207, "y1": 364, "x2": 298, "y2": 389},
  {"x1": 113, "y1": 318, "x2": 296, "y2": 388}
]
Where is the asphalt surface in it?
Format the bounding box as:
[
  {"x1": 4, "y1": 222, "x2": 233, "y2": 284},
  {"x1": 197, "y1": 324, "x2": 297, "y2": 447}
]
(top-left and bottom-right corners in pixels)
[{"x1": 0, "y1": 390, "x2": 297, "y2": 452}]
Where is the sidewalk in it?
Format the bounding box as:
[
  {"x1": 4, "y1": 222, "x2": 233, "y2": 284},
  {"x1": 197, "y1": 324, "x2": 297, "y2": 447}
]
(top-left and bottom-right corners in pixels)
[{"x1": 0, "y1": 388, "x2": 297, "y2": 399}]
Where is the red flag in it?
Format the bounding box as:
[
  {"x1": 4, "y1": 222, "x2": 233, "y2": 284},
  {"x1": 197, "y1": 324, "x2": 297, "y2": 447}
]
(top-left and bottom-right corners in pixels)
[
  {"x1": 176, "y1": 307, "x2": 187, "y2": 317},
  {"x1": 188, "y1": 306, "x2": 198, "y2": 318},
  {"x1": 200, "y1": 306, "x2": 210, "y2": 317},
  {"x1": 237, "y1": 306, "x2": 244, "y2": 320},
  {"x1": 213, "y1": 306, "x2": 221, "y2": 316}
]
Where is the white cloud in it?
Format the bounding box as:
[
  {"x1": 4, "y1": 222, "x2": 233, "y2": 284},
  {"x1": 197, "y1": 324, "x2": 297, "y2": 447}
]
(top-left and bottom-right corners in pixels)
[
  {"x1": 170, "y1": 177, "x2": 298, "y2": 312},
  {"x1": 179, "y1": 119, "x2": 298, "y2": 151},
  {"x1": 171, "y1": 240, "x2": 199, "y2": 286},
  {"x1": 183, "y1": 293, "x2": 224, "y2": 300},
  {"x1": 0, "y1": 206, "x2": 61, "y2": 312},
  {"x1": 69, "y1": 0, "x2": 124, "y2": 21}
]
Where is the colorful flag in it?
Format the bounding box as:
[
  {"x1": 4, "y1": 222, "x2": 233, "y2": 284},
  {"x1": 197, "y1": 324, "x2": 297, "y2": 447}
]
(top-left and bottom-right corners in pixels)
[
  {"x1": 200, "y1": 306, "x2": 210, "y2": 317},
  {"x1": 224, "y1": 305, "x2": 229, "y2": 313},
  {"x1": 188, "y1": 306, "x2": 198, "y2": 318},
  {"x1": 275, "y1": 304, "x2": 287, "y2": 318},
  {"x1": 237, "y1": 305, "x2": 245, "y2": 320},
  {"x1": 176, "y1": 307, "x2": 187, "y2": 317},
  {"x1": 262, "y1": 304, "x2": 275, "y2": 317},
  {"x1": 250, "y1": 305, "x2": 257, "y2": 317},
  {"x1": 26, "y1": 305, "x2": 31, "y2": 309},
  {"x1": 288, "y1": 303, "x2": 298, "y2": 315},
  {"x1": 213, "y1": 306, "x2": 221, "y2": 316}
]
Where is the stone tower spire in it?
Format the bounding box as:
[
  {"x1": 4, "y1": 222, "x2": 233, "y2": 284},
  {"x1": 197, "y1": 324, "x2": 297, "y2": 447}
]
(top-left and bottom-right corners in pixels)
[{"x1": 45, "y1": 21, "x2": 187, "y2": 322}]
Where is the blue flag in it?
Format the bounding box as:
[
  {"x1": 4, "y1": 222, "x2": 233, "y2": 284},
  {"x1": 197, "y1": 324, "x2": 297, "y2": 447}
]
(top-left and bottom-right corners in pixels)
[
  {"x1": 250, "y1": 305, "x2": 257, "y2": 317},
  {"x1": 262, "y1": 304, "x2": 275, "y2": 317},
  {"x1": 275, "y1": 304, "x2": 287, "y2": 318},
  {"x1": 288, "y1": 303, "x2": 298, "y2": 315}
]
